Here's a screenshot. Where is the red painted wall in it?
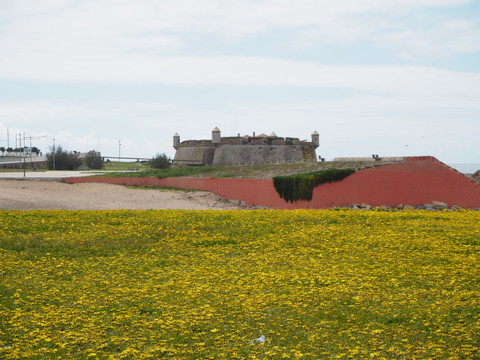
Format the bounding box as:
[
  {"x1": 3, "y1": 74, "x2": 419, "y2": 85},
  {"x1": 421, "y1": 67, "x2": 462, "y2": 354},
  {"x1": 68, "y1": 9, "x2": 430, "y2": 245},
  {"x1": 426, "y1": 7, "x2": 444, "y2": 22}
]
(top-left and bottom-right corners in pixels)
[{"x1": 66, "y1": 157, "x2": 480, "y2": 209}]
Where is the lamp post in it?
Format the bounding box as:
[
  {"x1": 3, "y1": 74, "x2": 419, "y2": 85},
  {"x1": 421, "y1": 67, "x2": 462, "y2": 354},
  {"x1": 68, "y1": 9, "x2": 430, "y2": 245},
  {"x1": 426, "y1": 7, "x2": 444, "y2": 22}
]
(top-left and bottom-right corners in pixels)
[
  {"x1": 52, "y1": 138, "x2": 56, "y2": 171},
  {"x1": 118, "y1": 140, "x2": 121, "y2": 163},
  {"x1": 23, "y1": 147, "x2": 26, "y2": 177}
]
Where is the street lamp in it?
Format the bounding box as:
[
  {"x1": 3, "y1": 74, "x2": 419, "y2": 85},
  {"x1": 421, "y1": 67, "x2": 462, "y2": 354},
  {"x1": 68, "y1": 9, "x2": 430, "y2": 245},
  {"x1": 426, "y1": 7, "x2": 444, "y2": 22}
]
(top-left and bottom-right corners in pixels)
[
  {"x1": 118, "y1": 140, "x2": 121, "y2": 163},
  {"x1": 52, "y1": 138, "x2": 56, "y2": 171},
  {"x1": 23, "y1": 146, "x2": 26, "y2": 177}
]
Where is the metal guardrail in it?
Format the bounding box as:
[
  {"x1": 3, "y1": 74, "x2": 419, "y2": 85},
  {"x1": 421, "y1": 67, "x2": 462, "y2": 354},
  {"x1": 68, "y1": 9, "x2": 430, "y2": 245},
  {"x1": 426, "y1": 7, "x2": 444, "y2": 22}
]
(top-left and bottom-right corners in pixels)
[
  {"x1": 0, "y1": 156, "x2": 47, "y2": 164},
  {"x1": 102, "y1": 156, "x2": 150, "y2": 161}
]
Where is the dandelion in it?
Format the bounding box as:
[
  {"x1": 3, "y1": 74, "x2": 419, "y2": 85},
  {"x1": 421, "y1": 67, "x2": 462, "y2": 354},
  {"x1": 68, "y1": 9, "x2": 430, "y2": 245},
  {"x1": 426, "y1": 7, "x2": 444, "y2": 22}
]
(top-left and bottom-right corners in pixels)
[{"x1": 0, "y1": 209, "x2": 478, "y2": 358}]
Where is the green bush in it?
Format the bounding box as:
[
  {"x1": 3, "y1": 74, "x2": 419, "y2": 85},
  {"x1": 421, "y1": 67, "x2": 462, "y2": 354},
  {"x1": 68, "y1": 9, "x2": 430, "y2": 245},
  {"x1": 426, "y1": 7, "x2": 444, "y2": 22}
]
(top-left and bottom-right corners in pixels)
[
  {"x1": 46, "y1": 146, "x2": 82, "y2": 170},
  {"x1": 149, "y1": 153, "x2": 172, "y2": 169},
  {"x1": 85, "y1": 150, "x2": 104, "y2": 169},
  {"x1": 273, "y1": 168, "x2": 356, "y2": 202}
]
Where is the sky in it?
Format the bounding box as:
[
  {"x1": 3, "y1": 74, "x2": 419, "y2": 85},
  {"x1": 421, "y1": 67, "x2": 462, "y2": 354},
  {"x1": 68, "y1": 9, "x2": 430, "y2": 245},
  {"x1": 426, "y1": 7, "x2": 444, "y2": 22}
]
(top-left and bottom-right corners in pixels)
[{"x1": 0, "y1": 0, "x2": 479, "y2": 163}]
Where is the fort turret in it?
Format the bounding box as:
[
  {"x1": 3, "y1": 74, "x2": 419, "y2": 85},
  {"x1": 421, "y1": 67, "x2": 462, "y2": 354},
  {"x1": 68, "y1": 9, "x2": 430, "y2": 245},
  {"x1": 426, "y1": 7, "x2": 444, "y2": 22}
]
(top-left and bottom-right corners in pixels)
[
  {"x1": 173, "y1": 133, "x2": 180, "y2": 149},
  {"x1": 212, "y1": 127, "x2": 221, "y2": 144},
  {"x1": 311, "y1": 131, "x2": 319, "y2": 148}
]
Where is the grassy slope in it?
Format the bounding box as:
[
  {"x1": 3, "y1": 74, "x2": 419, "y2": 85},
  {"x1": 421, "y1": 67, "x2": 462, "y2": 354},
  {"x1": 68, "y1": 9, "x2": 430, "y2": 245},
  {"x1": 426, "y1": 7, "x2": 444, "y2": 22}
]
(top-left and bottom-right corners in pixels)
[{"x1": 97, "y1": 161, "x2": 393, "y2": 179}]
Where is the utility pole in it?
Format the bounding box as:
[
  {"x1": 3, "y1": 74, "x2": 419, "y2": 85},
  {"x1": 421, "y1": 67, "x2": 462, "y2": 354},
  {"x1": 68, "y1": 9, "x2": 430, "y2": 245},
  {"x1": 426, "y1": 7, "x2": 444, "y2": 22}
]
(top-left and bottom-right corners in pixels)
[
  {"x1": 24, "y1": 135, "x2": 47, "y2": 167},
  {"x1": 53, "y1": 138, "x2": 56, "y2": 171},
  {"x1": 118, "y1": 140, "x2": 121, "y2": 163},
  {"x1": 22, "y1": 132, "x2": 26, "y2": 177}
]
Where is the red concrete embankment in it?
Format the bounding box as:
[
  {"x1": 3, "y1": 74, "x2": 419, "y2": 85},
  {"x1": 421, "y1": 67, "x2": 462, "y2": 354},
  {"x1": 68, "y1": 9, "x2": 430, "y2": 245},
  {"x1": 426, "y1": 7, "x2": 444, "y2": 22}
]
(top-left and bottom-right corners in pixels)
[{"x1": 66, "y1": 157, "x2": 480, "y2": 209}]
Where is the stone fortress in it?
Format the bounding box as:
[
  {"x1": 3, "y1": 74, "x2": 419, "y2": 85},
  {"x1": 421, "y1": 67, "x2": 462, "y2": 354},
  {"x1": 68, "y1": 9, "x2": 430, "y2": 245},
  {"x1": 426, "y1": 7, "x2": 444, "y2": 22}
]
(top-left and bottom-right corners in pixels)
[{"x1": 173, "y1": 127, "x2": 319, "y2": 166}]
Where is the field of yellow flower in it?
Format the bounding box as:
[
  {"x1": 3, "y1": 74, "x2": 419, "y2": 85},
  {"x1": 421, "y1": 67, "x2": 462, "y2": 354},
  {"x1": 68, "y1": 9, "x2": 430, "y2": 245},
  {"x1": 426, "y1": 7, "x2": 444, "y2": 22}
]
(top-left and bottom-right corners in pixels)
[{"x1": 0, "y1": 209, "x2": 479, "y2": 359}]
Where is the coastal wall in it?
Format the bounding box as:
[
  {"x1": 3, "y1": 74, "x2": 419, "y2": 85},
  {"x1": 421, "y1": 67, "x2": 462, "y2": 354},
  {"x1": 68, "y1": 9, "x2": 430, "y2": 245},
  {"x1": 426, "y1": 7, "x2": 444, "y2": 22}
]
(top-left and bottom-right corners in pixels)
[{"x1": 66, "y1": 157, "x2": 480, "y2": 209}]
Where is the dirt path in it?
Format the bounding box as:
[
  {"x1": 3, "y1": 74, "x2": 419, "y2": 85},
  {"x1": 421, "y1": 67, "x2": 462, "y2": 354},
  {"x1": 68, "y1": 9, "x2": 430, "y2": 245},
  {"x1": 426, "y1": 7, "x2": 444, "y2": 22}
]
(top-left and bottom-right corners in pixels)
[{"x1": 0, "y1": 180, "x2": 246, "y2": 210}]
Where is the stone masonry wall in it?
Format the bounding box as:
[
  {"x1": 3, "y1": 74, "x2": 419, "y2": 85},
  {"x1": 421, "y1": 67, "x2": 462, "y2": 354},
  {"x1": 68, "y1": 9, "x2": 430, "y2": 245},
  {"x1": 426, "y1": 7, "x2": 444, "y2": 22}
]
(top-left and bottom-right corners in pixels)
[
  {"x1": 212, "y1": 144, "x2": 308, "y2": 166},
  {"x1": 173, "y1": 146, "x2": 214, "y2": 165}
]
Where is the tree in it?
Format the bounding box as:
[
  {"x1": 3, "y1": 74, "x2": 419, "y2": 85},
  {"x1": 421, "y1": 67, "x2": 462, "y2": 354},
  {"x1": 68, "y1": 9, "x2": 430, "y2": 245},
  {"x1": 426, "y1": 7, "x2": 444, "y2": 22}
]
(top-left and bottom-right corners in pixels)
[
  {"x1": 46, "y1": 145, "x2": 82, "y2": 170},
  {"x1": 149, "y1": 153, "x2": 172, "y2": 169},
  {"x1": 31, "y1": 146, "x2": 41, "y2": 155},
  {"x1": 85, "y1": 150, "x2": 104, "y2": 169}
]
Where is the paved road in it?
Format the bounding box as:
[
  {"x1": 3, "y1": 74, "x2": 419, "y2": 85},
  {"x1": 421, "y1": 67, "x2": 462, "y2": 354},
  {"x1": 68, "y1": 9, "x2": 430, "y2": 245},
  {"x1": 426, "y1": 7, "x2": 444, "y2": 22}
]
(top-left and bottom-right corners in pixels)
[{"x1": 0, "y1": 171, "x2": 108, "y2": 180}]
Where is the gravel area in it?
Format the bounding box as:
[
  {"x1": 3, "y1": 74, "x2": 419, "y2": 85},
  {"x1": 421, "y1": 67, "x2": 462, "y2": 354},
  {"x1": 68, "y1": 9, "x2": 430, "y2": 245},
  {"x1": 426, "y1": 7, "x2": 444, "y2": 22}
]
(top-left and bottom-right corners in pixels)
[{"x1": 0, "y1": 180, "x2": 246, "y2": 210}]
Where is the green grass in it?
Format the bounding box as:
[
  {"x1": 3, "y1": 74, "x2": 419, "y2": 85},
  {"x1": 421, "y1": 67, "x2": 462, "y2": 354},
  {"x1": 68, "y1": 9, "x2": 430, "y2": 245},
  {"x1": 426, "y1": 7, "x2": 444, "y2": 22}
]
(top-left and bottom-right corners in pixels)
[
  {"x1": 97, "y1": 160, "x2": 391, "y2": 179},
  {"x1": 0, "y1": 209, "x2": 478, "y2": 359},
  {"x1": 102, "y1": 161, "x2": 150, "y2": 171},
  {"x1": 2, "y1": 161, "x2": 148, "y2": 173}
]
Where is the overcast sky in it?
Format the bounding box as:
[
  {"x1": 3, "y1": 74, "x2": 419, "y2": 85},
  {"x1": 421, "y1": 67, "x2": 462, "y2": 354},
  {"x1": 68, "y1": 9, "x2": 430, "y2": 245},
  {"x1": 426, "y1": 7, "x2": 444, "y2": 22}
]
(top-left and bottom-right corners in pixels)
[{"x1": 1, "y1": 0, "x2": 479, "y2": 163}]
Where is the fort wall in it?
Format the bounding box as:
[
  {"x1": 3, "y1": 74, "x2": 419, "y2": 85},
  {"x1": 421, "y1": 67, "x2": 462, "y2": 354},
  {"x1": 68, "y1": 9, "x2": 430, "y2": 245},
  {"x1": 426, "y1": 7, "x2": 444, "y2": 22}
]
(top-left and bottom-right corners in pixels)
[
  {"x1": 173, "y1": 128, "x2": 319, "y2": 166},
  {"x1": 173, "y1": 145, "x2": 215, "y2": 166},
  {"x1": 211, "y1": 144, "x2": 316, "y2": 165}
]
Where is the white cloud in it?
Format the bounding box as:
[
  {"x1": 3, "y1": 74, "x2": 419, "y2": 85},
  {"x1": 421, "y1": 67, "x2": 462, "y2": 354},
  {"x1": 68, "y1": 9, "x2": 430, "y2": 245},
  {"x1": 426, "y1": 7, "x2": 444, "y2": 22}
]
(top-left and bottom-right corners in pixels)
[
  {"x1": 0, "y1": 0, "x2": 475, "y2": 56},
  {"x1": 380, "y1": 18, "x2": 480, "y2": 57},
  {"x1": 439, "y1": 19, "x2": 480, "y2": 53},
  {"x1": 397, "y1": 52, "x2": 416, "y2": 61},
  {"x1": 0, "y1": 0, "x2": 478, "y2": 163},
  {"x1": 1, "y1": 54, "x2": 478, "y2": 101}
]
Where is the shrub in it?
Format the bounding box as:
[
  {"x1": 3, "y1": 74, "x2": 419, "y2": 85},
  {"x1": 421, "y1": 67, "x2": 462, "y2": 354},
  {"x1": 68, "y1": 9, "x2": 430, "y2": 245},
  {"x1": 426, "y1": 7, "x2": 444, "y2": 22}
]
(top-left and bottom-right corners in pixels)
[
  {"x1": 31, "y1": 146, "x2": 41, "y2": 155},
  {"x1": 273, "y1": 168, "x2": 356, "y2": 202},
  {"x1": 85, "y1": 150, "x2": 104, "y2": 169},
  {"x1": 46, "y1": 145, "x2": 82, "y2": 170},
  {"x1": 149, "y1": 153, "x2": 172, "y2": 169}
]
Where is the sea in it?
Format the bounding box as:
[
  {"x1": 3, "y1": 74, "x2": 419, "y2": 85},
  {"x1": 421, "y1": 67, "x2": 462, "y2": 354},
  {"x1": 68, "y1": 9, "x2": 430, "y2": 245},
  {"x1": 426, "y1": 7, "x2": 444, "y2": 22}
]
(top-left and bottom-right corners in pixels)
[{"x1": 448, "y1": 163, "x2": 480, "y2": 174}]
